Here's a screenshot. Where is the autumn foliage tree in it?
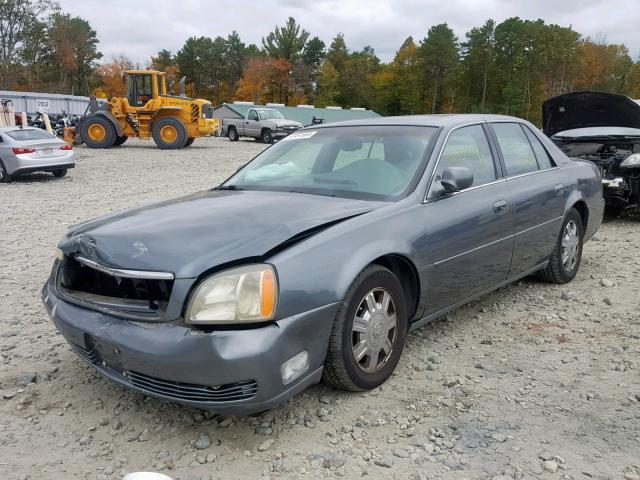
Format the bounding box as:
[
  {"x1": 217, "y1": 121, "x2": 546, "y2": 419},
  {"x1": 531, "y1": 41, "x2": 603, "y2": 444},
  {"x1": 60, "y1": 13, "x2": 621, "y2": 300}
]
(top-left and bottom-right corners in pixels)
[
  {"x1": 94, "y1": 56, "x2": 133, "y2": 97},
  {"x1": 235, "y1": 57, "x2": 291, "y2": 104}
]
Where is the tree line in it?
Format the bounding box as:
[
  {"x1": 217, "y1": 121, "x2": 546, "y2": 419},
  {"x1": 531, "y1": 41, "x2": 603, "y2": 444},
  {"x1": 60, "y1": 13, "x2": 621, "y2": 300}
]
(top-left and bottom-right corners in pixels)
[{"x1": 2, "y1": 1, "x2": 639, "y2": 125}]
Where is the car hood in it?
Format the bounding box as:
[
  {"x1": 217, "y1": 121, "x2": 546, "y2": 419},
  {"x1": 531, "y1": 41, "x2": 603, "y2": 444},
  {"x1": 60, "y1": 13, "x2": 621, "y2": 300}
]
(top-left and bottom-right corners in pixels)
[
  {"x1": 58, "y1": 190, "x2": 384, "y2": 278},
  {"x1": 543, "y1": 91, "x2": 640, "y2": 137},
  {"x1": 273, "y1": 119, "x2": 303, "y2": 127}
]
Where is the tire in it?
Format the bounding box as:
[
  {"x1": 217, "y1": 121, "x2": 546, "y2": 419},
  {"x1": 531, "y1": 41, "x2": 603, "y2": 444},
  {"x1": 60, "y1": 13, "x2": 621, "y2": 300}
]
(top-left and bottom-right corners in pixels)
[
  {"x1": 0, "y1": 161, "x2": 13, "y2": 183},
  {"x1": 183, "y1": 137, "x2": 195, "y2": 147},
  {"x1": 323, "y1": 265, "x2": 408, "y2": 391},
  {"x1": 261, "y1": 128, "x2": 273, "y2": 144},
  {"x1": 81, "y1": 115, "x2": 117, "y2": 149},
  {"x1": 114, "y1": 135, "x2": 128, "y2": 146},
  {"x1": 52, "y1": 169, "x2": 67, "y2": 178},
  {"x1": 152, "y1": 117, "x2": 187, "y2": 149},
  {"x1": 537, "y1": 208, "x2": 584, "y2": 284},
  {"x1": 228, "y1": 127, "x2": 239, "y2": 142}
]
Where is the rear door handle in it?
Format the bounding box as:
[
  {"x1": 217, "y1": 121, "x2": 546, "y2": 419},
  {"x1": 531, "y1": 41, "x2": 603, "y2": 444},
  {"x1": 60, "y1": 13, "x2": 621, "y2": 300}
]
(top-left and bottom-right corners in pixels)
[{"x1": 493, "y1": 199, "x2": 509, "y2": 214}]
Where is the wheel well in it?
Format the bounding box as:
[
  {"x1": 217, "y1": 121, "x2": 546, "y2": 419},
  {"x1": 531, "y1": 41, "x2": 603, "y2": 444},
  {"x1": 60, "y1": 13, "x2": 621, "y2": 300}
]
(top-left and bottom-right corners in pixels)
[
  {"x1": 372, "y1": 254, "x2": 420, "y2": 320},
  {"x1": 261, "y1": 127, "x2": 271, "y2": 134},
  {"x1": 572, "y1": 201, "x2": 589, "y2": 230}
]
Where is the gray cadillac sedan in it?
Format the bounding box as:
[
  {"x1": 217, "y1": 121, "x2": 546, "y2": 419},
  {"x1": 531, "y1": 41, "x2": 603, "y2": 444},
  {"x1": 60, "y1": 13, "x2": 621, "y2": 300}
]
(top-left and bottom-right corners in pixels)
[{"x1": 42, "y1": 114, "x2": 604, "y2": 414}]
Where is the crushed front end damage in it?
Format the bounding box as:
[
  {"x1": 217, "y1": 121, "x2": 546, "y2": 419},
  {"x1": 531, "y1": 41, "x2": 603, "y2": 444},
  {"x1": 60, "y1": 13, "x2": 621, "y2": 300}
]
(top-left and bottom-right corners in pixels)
[{"x1": 543, "y1": 91, "x2": 640, "y2": 213}]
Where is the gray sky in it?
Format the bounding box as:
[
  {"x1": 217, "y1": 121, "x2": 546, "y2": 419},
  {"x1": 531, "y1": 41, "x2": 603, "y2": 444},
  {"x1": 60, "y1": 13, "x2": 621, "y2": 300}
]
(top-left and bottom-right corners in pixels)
[{"x1": 58, "y1": 0, "x2": 640, "y2": 65}]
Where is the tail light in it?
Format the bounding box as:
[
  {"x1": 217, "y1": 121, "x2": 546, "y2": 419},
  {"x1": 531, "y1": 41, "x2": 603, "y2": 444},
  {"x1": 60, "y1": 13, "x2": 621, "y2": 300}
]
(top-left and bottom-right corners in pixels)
[
  {"x1": 60, "y1": 144, "x2": 73, "y2": 151},
  {"x1": 12, "y1": 147, "x2": 35, "y2": 155}
]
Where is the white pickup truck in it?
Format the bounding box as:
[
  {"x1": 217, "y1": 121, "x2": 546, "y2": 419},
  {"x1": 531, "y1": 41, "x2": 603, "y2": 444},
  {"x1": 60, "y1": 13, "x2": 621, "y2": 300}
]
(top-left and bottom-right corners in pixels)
[{"x1": 221, "y1": 108, "x2": 303, "y2": 143}]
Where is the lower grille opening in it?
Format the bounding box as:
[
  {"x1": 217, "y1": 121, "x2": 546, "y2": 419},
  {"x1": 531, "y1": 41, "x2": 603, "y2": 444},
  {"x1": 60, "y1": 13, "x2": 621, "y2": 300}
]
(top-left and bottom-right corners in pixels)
[
  {"x1": 127, "y1": 371, "x2": 258, "y2": 403},
  {"x1": 57, "y1": 256, "x2": 173, "y2": 320},
  {"x1": 70, "y1": 343, "x2": 98, "y2": 364}
]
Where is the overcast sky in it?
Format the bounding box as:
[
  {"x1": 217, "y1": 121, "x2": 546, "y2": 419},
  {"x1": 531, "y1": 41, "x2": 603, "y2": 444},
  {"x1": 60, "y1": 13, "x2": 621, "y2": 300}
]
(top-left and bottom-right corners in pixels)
[{"x1": 58, "y1": 0, "x2": 640, "y2": 65}]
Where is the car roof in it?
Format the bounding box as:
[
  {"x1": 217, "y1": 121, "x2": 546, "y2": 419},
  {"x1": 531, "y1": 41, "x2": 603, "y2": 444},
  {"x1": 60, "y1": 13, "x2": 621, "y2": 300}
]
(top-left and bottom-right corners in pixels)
[{"x1": 309, "y1": 114, "x2": 528, "y2": 129}]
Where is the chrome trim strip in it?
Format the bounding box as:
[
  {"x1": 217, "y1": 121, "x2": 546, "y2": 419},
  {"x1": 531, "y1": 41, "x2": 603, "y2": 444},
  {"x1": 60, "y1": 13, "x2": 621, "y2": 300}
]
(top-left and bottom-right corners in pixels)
[{"x1": 75, "y1": 256, "x2": 175, "y2": 280}]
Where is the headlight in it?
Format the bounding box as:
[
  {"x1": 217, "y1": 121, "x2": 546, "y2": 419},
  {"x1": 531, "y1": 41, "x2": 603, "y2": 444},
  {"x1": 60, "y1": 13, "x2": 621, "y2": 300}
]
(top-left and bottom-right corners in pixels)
[
  {"x1": 621, "y1": 153, "x2": 640, "y2": 168},
  {"x1": 186, "y1": 264, "x2": 277, "y2": 324}
]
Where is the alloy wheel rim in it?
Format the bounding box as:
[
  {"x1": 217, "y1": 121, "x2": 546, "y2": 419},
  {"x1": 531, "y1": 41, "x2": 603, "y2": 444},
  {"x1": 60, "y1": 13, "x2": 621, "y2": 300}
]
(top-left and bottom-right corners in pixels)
[
  {"x1": 351, "y1": 288, "x2": 398, "y2": 374},
  {"x1": 561, "y1": 220, "x2": 579, "y2": 271}
]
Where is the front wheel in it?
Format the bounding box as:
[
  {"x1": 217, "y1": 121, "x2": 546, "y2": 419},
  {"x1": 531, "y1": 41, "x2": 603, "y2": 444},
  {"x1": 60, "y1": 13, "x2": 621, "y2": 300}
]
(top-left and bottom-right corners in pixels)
[
  {"x1": 537, "y1": 208, "x2": 584, "y2": 284},
  {"x1": 323, "y1": 265, "x2": 408, "y2": 391},
  {"x1": 152, "y1": 117, "x2": 187, "y2": 149},
  {"x1": 261, "y1": 129, "x2": 273, "y2": 144}
]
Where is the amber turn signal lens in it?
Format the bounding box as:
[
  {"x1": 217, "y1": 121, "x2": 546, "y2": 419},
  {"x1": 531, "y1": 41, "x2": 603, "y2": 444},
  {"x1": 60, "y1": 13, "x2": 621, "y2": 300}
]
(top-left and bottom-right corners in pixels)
[{"x1": 260, "y1": 269, "x2": 276, "y2": 318}]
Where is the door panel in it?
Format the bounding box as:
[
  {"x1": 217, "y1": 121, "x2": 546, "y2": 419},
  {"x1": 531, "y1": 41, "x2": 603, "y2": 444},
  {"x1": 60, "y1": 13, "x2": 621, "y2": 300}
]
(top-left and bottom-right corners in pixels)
[
  {"x1": 417, "y1": 124, "x2": 513, "y2": 316},
  {"x1": 246, "y1": 110, "x2": 260, "y2": 136},
  {"x1": 489, "y1": 122, "x2": 568, "y2": 275},
  {"x1": 506, "y1": 171, "x2": 568, "y2": 274},
  {"x1": 418, "y1": 183, "x2": 514, "y2": 315}
]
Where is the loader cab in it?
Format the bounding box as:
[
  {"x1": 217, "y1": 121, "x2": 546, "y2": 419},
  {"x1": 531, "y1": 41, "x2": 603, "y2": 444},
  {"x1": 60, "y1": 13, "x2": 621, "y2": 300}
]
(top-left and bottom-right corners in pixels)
[{"x1": 125, "y1": 70, "x2": 166, "y2": 108}]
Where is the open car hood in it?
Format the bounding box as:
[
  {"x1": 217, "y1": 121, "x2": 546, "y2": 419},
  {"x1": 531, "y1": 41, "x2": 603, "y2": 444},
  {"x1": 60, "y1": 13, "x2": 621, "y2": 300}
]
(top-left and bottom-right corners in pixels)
[
  {"x1": 542, "y1": 91, "x2": 640, "y2": 137},
  {"x1": 58, "y1": 190, "x2": 383, "y2": 278}
]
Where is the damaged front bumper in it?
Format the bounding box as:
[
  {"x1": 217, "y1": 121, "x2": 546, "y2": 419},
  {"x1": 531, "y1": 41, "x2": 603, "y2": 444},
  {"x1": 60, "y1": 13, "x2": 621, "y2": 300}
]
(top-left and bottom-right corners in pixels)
[{"x1": 42, "y1": 280, "x2": 337, "y2": 414}]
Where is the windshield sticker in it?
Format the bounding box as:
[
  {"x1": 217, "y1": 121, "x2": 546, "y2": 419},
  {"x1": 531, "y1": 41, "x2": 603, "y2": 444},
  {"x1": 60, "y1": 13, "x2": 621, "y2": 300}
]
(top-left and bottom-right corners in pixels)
[{"x1": 282, "y1": 130, "x2": 317, "y2": 141}]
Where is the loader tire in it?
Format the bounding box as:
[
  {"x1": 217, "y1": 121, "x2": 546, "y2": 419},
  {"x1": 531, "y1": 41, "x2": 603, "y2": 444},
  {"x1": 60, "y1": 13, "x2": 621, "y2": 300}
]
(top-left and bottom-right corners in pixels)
[
  {"x1": 183, "y1": 137, "x2": 195, "y2": 147},
  {"x1": 81, "y1": 116, "x2": 117, "y2": 149},
  {"x1": 152, "y1": 117, "x2": 187, "y2": 149},
  {"x1": 114, "y1": 135, "x2": 128, "y2": 146}
]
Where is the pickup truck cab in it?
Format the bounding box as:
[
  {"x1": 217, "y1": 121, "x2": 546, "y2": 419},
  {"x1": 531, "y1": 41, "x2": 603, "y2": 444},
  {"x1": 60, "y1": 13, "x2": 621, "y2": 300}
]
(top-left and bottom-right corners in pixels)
[{"x1": 222, "y1": 108, "x2": 303, "y2": 143}]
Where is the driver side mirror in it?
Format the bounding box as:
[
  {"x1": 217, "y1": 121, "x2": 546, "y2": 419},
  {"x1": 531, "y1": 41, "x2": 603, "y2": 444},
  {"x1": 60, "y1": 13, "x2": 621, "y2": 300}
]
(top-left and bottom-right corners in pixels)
[{"x1": 440, "y1": 166, "x2": 473, "y2": 193}]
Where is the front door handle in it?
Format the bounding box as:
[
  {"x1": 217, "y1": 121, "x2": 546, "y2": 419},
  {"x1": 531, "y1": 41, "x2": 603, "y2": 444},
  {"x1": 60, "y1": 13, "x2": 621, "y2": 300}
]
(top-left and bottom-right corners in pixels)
[
  {"x1": 554, "y1": 183, "x2": 565, "y2": 194},
  {"x1": 493, "y1": 199, "x2": 509, "y2": 214}
]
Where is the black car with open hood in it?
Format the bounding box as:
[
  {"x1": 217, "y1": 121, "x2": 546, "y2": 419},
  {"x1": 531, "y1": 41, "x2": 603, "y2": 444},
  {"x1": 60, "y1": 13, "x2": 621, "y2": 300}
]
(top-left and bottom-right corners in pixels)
[{"x1": 543, "y1": 91, "x2": 640, "y2": 213}]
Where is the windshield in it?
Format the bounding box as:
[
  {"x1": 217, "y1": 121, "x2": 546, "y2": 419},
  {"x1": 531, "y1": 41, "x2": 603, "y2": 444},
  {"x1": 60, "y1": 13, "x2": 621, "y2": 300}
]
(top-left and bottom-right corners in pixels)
[
  {"x1": 259, "y1": 110, "x2": 285, "y2": 120},
  {"x1": 222, "y1": 125, "x2": 438, "y2": 200},
  {"x1": 5, "y1": 129, "x2": 56, "y2": 141}
]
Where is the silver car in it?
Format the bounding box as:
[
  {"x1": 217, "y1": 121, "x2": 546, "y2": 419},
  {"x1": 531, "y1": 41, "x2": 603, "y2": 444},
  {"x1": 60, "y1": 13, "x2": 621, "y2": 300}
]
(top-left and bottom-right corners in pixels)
[{"x1": 0, "y1": 126, "x2": 75, "y2": 183}]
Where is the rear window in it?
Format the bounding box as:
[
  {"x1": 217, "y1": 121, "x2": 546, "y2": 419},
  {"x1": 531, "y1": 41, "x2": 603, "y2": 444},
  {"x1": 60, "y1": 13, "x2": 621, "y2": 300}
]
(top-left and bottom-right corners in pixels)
[{"x1": 5, "y1": 129, "x2": 56, "y2": 141}]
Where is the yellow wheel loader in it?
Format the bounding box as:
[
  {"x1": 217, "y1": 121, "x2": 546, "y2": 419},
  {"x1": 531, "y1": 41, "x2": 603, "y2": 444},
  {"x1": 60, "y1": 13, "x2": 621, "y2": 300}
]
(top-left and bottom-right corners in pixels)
[{"x1": 80, "y1": 70, "x2": 219, "y2": 149}]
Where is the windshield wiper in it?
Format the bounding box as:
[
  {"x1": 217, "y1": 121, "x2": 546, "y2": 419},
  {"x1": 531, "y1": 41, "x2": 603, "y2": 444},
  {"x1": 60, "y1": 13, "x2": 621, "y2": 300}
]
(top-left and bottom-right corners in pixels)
[{"x1": 213, "y1": 185, "x2": 243, "y2": 191}]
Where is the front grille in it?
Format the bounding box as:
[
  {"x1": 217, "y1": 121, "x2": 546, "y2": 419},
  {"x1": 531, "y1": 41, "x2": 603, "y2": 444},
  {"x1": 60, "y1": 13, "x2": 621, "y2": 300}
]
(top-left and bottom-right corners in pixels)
[
  {"x1": 127, "y1": 371, "x2": 258, "y2": 403},
  {"x1": 191, "y1": 104, "x2": 199, "y2": 122},
  {"x1": 70, "y1": 343, "x2": 98, "y2": 364},
  {"x1": 202, "y1": 104, "x2": 214, "y2": 119},
  {"x1": 57, "y1": 256, "x2": 173, "y2": 320},
  {"x1": 284, "y1": 125, "x2": 299, "y2": 131}
]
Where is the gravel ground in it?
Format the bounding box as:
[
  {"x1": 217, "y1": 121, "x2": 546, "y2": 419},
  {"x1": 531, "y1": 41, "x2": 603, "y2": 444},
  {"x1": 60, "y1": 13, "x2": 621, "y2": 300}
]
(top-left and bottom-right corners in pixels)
[{"x1": 0, "y1": 136, "x2": 639, "y2": 480}]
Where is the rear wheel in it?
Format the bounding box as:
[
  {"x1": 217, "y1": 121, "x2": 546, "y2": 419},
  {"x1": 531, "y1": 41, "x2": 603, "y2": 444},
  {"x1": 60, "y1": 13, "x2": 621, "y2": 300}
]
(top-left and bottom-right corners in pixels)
[
  {"x1": 323, "y1": 265, "x2": 408, "y2": 391},
  {"x1": 537, "y1": 208, "x2": 584, "y2": 284},
  {"x1": 52, "y1": 169, "x2": 67, "y2": 178},
  {"x1": 0, "y1": 161, "x2": 13, "y2": 183},
  {"x1": 152, "y1": 117, "x2": 187, "y2": 149},
  {"x1": 184, "y1": 137, "x2": 195, "y2": 147},
  {"x1": 228, "y1": 127, "x2": 238, "y2": 141},
  {"x1": 81, "y1": 115, "x2": 117, "y2": 149},
  {"x1": 114, "y1": 135, "x2": 128, "y2": 146}
]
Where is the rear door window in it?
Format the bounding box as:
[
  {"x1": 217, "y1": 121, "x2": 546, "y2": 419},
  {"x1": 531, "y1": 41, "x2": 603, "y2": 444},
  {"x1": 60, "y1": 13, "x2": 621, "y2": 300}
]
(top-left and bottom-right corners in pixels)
[
  {"x1": 492, "y1": 123, "x2": 540, "y2": 176},
  {"x1": 523, "y1": 126, "x2": 555, "y2": 169}
]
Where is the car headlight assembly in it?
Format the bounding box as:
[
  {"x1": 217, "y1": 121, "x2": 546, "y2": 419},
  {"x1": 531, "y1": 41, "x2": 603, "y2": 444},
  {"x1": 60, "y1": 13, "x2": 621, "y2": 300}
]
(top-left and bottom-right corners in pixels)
[
  {"x1": 186, "y1": 264, "x2": 277, "y2": 324},
  {"x1": 621, "y1": 153, "x2": 640, "y2": 168}
]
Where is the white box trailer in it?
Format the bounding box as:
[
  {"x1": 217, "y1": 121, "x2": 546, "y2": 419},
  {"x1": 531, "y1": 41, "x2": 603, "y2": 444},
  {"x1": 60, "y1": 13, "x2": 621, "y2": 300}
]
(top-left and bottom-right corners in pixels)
[{"x1": 0, "y1": 90, "x2": 107, "y2": 116}]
